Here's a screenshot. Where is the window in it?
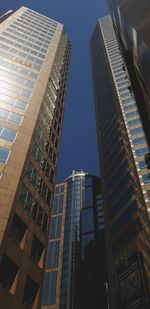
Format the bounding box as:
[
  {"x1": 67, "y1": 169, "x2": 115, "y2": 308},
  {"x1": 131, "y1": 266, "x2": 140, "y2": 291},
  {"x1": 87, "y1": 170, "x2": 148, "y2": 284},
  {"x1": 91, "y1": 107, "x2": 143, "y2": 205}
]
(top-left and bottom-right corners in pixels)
[
  {"x1": 135, "y1": 147, "x2": 149, "y2": 157},
  {"x1": 23, "y1": 276, "x2": 39, "y2": 307},
  {"x1": 128, "y1": 118, "x2": 140, "y2": 126},
  {"x1": 42, "y1": 271, "x2": 57, "y2": 305},
  {"x1": 132, "y1": 137, "x2": 145, "y2": 145},
  {"x1": 9, "y1": 214, "x2": 27, "y2": 245},
  {"x1": 130, "y1": 127, "x2": 143, "y2": 135},
  {"x1": 46, "y1": 241, "x2": 60, "y2": 268},
  {"x1": 125, "y1": 111, "x2": 139, "y2": 118},
  {"x1": 0, "y1": 255, "x2": 18, "y2": 290},
  {"x1": 0, "y1": 127, "x2": 17, "y2": 142},
  {"x1": 0, "y1": 108, "x2": 23, "y2": 125},
  {"x1": 50, "y1": 216, "x2": 62, "y2": 239},
  {"x1": 0, "y1": 146, "x2": 10, "y2": 164},
  {"x1": 30, "y1": 236, "x2": 44, "y2": 263},
  {"x1": 138, "y1": 161, "x2": 146, "y2": 169},
  {"x1": 142, "y1": 174, "x2": 150, "y2": 184}
]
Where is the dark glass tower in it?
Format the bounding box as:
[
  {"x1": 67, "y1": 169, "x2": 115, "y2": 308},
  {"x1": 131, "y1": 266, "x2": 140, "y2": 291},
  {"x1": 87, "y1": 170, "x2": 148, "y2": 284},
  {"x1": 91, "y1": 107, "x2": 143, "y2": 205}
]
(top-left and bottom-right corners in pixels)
[
  {"x1": 108, "y1": 0, "x2": 150, "y2": 146},
  {"x1": 42, "y1": 171, "x2": 107, "y2": 309},
  {"x1": 90, "y1": 16, "x2": 150, "y2": 309}
]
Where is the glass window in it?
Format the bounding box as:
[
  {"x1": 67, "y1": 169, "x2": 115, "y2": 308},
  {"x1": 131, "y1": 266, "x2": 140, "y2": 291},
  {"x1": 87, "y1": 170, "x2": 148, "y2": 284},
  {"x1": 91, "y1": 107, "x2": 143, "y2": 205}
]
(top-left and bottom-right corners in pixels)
[
  {"x1": 46, "y1": 240, "x2": 60, "y2": 269},
  {"x1": 42, "y1": 271, "x2": 57, "y2": 305},
  {"x1": 0, "y1": 146, "x2": 10, "y2": 164},
  {"x1": 142, "y1": 174, "x2": 150, "y2": 184},
  {"x1": 0, "y1": 127, "x2": 17, "y2": 142},
  {"x1": 29, "y1": 72, "x2": 38, "y2": 79},
  {"x1": 8, "y1": 112, "x2": 23, "y2": 125},
  {"x1": 138, "y1": 161, "x2": 146, "y2": 169},
  {"x1": 125, "y1": 111, "x2": 139, "y2": 118},
  {"x1": 128, "y1": 118, "x2": 140, "y2": 126},
  {"x1": 136, "y1": 147, "x2": 149, "y2": 157},
  {"x1": 132, "y1": 137, "x2": 145, "y2": 145},
  {"x1": 130, "y1": 127, "x2": 143, "y2": 135}
]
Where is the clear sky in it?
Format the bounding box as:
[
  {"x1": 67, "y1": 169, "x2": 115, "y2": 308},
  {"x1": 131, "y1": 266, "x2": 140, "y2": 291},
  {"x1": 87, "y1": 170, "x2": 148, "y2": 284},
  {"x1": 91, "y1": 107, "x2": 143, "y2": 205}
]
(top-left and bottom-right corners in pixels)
[{"x1": 0, "y1": 0, "x2": 108, "y2": 182}]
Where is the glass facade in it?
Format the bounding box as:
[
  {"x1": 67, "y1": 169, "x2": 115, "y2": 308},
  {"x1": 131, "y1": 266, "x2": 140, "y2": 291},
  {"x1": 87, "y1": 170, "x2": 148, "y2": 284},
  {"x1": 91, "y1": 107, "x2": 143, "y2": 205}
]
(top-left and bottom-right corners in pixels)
[
  {"x1": 42, "y1": 171, "x2": 107, "y2": 309},
  {"x1": 90, "y1": 15, "x2": 150, "y2": 309}
]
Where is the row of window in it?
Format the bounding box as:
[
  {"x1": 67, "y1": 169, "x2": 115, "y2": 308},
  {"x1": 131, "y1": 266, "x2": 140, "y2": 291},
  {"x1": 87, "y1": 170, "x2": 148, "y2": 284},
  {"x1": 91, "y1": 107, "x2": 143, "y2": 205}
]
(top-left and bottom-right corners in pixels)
[
  {"x1": 0, "y1": 58, "x2": 38, "y2": 79},
  {"x1": 0, "y1": 108, "x2": 23, "y2": 125},
  {"x1": 11, "y1": 23, "x2": 53, "y2": 44},
  {"x1": 19, "y1": 184, "x2": 49, "y2": 233},
  {"x1": 25, "y1": 160, "x2": 52, "y2": 205},
  {"x1": 25, "y1": 9, "x2": 57, "y2": 27},
  {"x1": 0, "y1": 39, "x2": 44, "y2": 64},
  {"x1": 14, "y1": 17, "x2": 55, "y2": 36},
  {"x1": 0, "y1": 79, "x2": 32, "y2": 99},
  {"x1": 31, "y1": 141, "x2": 55, "y2": 181},
  {"x1": 0, "y1": 93, "x2": 27, "y2": 111},
  {"x1": 0, "y1": 65, "x2": 35, "y2": 88},
  {"x1": 6, "y1": 27, "x2": 51, "y2": 46},
  {"x1": 0, "y1": 41, "x2": 41, "y2": 72},
  {"x1": 23, "y1": 11, "x2": 57, "y2": 29}
]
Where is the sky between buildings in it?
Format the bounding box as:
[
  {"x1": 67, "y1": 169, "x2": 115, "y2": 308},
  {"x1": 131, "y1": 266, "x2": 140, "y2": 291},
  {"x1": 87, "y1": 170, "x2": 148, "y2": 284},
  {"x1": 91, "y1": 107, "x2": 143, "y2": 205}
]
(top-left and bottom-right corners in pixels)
[{"x1": 0, "y1": 0, "x2": 108, "y2": 182}]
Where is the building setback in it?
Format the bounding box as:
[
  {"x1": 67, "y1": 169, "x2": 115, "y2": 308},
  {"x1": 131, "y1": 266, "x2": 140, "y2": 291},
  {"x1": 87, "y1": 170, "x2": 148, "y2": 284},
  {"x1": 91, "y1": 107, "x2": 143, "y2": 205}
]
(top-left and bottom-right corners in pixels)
[
  {"x1": 42, "y1": 170, "x2": 107, "y2": 309},
  {"x1": 90, "y1": 16, "x2": 150, "y2": 309},
  {"x1": 0, "y1": 7, "x2": 71, "y2": 309}
]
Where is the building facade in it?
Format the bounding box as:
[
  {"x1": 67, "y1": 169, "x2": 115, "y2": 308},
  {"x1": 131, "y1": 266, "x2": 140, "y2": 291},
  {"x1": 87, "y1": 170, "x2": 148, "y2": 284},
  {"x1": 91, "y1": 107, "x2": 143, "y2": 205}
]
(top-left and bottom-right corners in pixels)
[
  {"x1": 42, "y1": 171, "x2": 107, "y2": 309},
  {"x1": 90, "y1": 16, "x2": 150, "y2": 309},
  {"x1": 0, "y1": 7, "x2": 71, "y2": 309},
  {"x1": 108, "y1": 0, "x2": 150, "y2": 146}
]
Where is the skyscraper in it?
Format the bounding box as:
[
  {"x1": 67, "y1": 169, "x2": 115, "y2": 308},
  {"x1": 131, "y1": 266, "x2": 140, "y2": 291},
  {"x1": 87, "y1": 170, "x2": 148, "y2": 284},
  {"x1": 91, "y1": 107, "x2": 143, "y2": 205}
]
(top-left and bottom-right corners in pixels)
[
  {"x1": 108, "y1": 0, "x2": 150, "y2": 146},
  {"x1": 90, "y1": 16, "x2": 150, "y2": 309},
  {"x1": 42, "y1": 171, "x2": 107, "y2": 309},
  {"x1": 0, "y1": 7, "x2": 71, "y2": 308}
]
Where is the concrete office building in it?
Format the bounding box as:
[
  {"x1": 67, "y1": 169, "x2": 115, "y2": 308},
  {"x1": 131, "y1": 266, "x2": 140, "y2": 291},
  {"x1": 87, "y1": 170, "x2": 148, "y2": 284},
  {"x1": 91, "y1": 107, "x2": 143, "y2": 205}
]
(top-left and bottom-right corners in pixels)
[
  {"x1": 108, "y1": 0, "x2": 150, "y2": 146},
  {"x1": 42, "y1": 171, "x2": 107, "y2": 309},
  {"x1": 90, "y1": 16, "x2": 150, "y2": 309},
  {"x1": 0, "y1": 7, "x2": 71, "y2": 309}
]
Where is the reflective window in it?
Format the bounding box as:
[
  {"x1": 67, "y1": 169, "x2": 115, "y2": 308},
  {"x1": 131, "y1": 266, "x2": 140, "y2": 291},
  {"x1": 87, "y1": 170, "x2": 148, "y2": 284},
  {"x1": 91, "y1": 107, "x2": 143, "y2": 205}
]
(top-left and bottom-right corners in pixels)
[
  {"x1": 138, "y1": 161, "x2": 146, "y2": 169},
  {"x1": 132, "y1": 137, "x2": 145, "y2": 145},
  {"x1": 128, "y1": 118, "x2": 140, "y2": 126},
  {"x1": 0, "y1": 146, "x2": 10, "y2": 164},
  {"x1": 46, "y1": 241, "x2": 60, "y2": 268},
  {"x1": 142, "y1": 174, "x2": 150, "y2": 184},
  {"x1": 0, "y1": 127, "x2": 17, "y2": 142},
  {"x1": 135, "y1": 147, "x2": 149, "y2": 157},
  {"x1": 0, "y1": 93, "x2": 27, "y2": 110},
  {"x1": 0, "y1": 108, "x2": 23, "y2": 125},
  {"x1": 50, "y1": 216, "x2": 62, "y2": 239},
  {"x1": 130, "y1": 127, "x2": 143, "y2": 135},
  {"x1": 42, "y1": 271, "x2": 57, "y2": 305}
]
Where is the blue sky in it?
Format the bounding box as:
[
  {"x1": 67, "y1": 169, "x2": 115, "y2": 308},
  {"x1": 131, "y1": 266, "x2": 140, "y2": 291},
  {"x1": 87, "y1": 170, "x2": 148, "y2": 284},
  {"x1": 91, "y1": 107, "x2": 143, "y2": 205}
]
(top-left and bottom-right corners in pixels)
[{"x1": 1, "y1": 0, "x2": 108, "y2": 182}]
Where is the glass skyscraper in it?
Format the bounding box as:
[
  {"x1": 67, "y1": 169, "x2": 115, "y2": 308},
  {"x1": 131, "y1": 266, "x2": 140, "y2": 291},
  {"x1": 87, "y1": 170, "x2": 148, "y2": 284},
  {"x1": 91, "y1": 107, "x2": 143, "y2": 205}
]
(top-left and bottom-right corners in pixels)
[
  {"x1": 0, "y1": 7, "x2": 71, "y2": 308},
  {"x1": 90, "y1": 16, "x2": 150, "y2": 309},
  {"x1": 42, "y1": 170, "x2": 107, "y2": 309},
  {"x1": 108, "y1": 0, "x2": 150, "y2": 146}
]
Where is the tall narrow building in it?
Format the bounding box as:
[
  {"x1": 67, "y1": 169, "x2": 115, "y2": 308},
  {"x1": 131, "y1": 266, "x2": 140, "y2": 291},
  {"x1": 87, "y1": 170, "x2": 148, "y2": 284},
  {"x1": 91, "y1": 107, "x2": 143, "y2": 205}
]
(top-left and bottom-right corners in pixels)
[
  {"x1": 42, "y1": 171, "x2": 107, "y2": 309},
  {"x1": 90, "y1": 16, "x2": 150, "y2": 309},
  {"x1": 0, "y1": 7, "x2": 71, "y2": 309}
]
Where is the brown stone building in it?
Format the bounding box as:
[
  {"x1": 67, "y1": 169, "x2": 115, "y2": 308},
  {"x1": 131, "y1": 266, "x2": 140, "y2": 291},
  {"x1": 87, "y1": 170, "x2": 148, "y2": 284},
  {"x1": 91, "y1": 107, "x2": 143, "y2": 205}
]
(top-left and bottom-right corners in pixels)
[{"x1": 0, "y1": 7, "x2": 71, "y2": 309}]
